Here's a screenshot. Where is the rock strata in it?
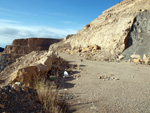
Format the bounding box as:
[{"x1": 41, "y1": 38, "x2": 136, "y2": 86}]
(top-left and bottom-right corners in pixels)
[
  {"x1": 123, "y1": 11, "x2": 150, "y2": 59},
  {"x1": 50, "y1": 0, "x2": 150, "y2": 60},
  {"x1": 0, "y1": 50, "x2": 67, "y2": 87},
  {"x1": 0, "y1": 38, "x2": 60, "y2": 72},
  {"x1": 3, "y1": 38, "x2": 60, "y2": 54}
]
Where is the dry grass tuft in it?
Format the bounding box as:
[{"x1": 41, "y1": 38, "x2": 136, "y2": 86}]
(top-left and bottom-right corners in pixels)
[{"x1": 36, "y1": 79, "x2": 67, "y2": 113}]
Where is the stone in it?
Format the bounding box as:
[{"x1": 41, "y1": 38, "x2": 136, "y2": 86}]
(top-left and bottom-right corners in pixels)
[
  {"x1": 130, "y1": 54, "x2": 141, "y2": 59},
  {"x1": 15, "y1": 82, "x2": 22, "y2": 86},
  {"x1": 12, "y1": 84, "x2": 21, "y2": 92},
  {"x1": 133, "y1": 58, "x2": 141, "y2": 63},
  {"x1": 69, "y1": 50, "x2": 75, "y2": 55},
  {"x1": 93, "y1": 44, "x2": 99, "y2": 50},
  {"x1": 22, "y1": 86, "x2": 28, "y2": 92},
  {"x1": 0, "y1": 38, "x2": 60, "y2": 72},
  {"x1": 142, "y1": 54, "x2": 150, "y2": 64},
  {"x1": 0, "y1": 104, "x2": 5, "y2": 109},
  {"x1": 82, "y1": 48, "x2": 91, "y2": 53},
  {"x1": 118, "y1": 54, "x2": 125, "y2": 60}
]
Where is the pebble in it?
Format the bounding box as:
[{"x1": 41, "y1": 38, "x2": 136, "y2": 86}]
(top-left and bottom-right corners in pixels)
[
  {"x1": 0, "y1": 104, "x2": 5, "y2": 109},
  {"x1": 99, "y1": 74, "x2": 119, "y2": 81}
]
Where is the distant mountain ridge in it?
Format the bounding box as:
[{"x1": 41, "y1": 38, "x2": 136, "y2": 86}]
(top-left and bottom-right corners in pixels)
[{"x1": 0, "y1": 47, "x2": 4, "y2": 52}]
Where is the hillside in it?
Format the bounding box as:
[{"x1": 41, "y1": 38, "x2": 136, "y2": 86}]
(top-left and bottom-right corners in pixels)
[
  {"x1": 0, "y1": 0, "x2": 150, "y2": 112},
  {"x1": 50, "y1": 0, "x2": 150, "y2": 60}
]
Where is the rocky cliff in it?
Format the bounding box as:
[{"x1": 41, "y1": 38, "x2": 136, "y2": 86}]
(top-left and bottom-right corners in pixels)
[
  {"x1": 123, "y1": 11, "x2": 150, "y2": 59},
  {"x1": 3, "y1": 38, "x2": 60, "y2": 54},
  {"x1": 51, "y1": 0, "x2": 150, "y2": 60},
  {"x1": 0, "y1": 38, "x2": 61, "y2": 72}
]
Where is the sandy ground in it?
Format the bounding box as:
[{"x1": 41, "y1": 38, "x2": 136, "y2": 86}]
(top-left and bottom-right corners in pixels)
[{"x1": 59, "y1": 53, "x2": 150, "y2": 113}]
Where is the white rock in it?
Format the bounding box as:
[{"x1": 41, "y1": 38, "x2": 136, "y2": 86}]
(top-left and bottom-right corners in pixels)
[
  {"x1": 118, "y1": 54, "x2": 125, "y2": 60},
  {"x1": 64, "y1": 71, "x2": 69, "y2": 77},
  {"x1": 130, "y1": 54, "x2": 141, "y2": 59}
]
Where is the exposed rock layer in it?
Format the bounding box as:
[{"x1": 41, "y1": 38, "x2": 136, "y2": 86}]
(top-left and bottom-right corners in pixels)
[
  {"x1": 51, "y1": 0, "x2": 150, "y2": 59},
  {"x1": 123, "y1": 11, "x2": 150, "y2": 59},
  {"x1": 0, "y1": 38, "x2": 60, "y2": 72},
  {"x1": 0, "y1": 51, "x2": 67, "y2": 87},
  {"x1": 3, "y1": 38, "x2": 60, "y2": 54}
]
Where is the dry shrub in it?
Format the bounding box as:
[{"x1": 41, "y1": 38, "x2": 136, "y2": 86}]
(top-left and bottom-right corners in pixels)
[{"x1": 36, "y1": 79, "x2": 66, "y2": 113}]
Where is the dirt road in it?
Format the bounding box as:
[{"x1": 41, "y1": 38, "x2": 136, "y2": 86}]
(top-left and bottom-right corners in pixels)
[{"x1": 60, "y1": 53, "x2": 150, "y2": 113}]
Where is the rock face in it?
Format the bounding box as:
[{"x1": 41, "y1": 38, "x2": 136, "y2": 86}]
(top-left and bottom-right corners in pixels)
[
  {"x1": 3, "y1": 38, "x2": 60, "y2": 54},
  {"x1": 51, "y1": 0, "x2": 150, "y2": 59},
  {"x1": 123, "y1": 11, "x2": 150, "y2": 59},
  {"x1": 0, "y1": 50, "x2": 66, "y2": 87},
  {"x1": 0, "y1": 47, "x2": 4, "y2": 52},
  {"x1": 0, "y1": 38, "x2": 60, "y2": 72},
  {"x1": 0, "y1": 54, "x2": 21, "y2": 72}
]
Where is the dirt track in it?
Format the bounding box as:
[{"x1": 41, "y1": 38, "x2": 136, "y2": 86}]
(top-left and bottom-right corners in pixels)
[{"x1": 60, "y1": 53, "x2": 150, "y2": 113}]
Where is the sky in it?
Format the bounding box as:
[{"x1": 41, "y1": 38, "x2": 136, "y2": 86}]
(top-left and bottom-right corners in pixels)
[{"x1": 0, "y1": 0, "x2": 121, "y2": 48}]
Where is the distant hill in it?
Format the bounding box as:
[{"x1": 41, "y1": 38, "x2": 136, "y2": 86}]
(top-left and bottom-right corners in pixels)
[{"x1": 0, "y1": 47, "x2": 4, "y2": 52}]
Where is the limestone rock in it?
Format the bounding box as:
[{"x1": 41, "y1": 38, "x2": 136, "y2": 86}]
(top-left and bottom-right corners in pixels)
[
  {"x1": 0, "y1": 51, "x2": 61, "y2": 87},
  {"x1": 4, "y1": 38, "x2": 60, "y2": 55},
  {"x1": 133, "y1": 58, "x2": 141, "y2": 63},
  {"x1": 143, "y1": 54, "x2": 150, "y2": 64},
  {"x1": 130, "y1": 54, "x2": 141, "y2": 59},
  {"x1": 66, "y1": 0, "x2": 150, "y2": 56},
  {"x1": 118, "y1": 54, "x2": 125, "y2": 60},
  {"x1": 50, "y1": 0, "x2": 150, "y2": 60},
  {"x1": 82, "y1": 48, "x2": 91, "y2": 53},
  {"x1": 0, "y1": 38, "x2": 60, "y2": 72}
]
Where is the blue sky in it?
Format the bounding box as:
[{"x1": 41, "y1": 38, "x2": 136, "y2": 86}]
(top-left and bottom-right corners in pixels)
[{"x1": 0, "y1": 0, "x2": 121, "y2": 47}]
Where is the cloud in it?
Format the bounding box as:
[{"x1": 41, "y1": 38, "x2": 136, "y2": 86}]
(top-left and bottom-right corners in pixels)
[
  {"x1": 0, "y1": 22, "x2": 77, "y2": 47},
  {"x1": 0, "y1": 19, "x2": 20, "y2": 23},
  {"x1": 0, "y1": 7, "x2": 38, "y2": 17}
]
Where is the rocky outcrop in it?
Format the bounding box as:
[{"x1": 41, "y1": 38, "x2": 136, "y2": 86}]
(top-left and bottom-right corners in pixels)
[
  {"x1": 0, "y1": 51, "x2": 67, "y2": 87},
  {"x1": 3, "y1": 38, "x2": 60, "y2": 54},
  {"x1": 50, "y1": 0, "x2": 150, "y2": 60},
  {"x1": 0, "y1": 38, "x2": 61, "y2": 72},
  {"x1": 0, "y1": 54, "x2": 21, "y2": 72},
  {"x1": 122, "y1": 11, "x2": 150, "y2": 59},
  {"x1": 0, "y1": 47, "x2": 4, "y2": 52}
]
